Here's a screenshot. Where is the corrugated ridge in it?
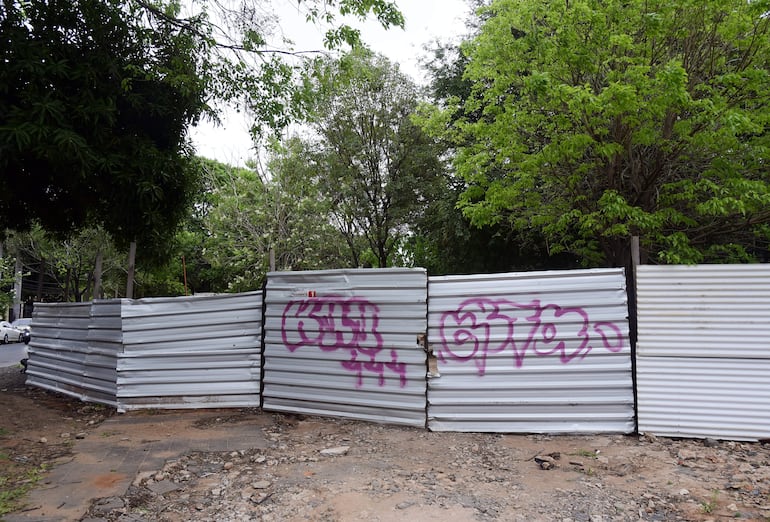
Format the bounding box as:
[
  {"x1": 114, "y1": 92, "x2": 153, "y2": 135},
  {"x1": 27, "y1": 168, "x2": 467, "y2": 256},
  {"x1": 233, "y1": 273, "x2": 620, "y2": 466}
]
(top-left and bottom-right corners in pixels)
[{"x1": 636, "y1": 264, "x2": 770, "y2": 440}]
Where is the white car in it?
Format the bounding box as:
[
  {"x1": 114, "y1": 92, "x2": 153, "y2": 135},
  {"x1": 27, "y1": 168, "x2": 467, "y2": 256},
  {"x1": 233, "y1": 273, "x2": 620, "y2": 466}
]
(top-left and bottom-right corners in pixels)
[
  {"x1": 0, "y1": 320, "x2": 24, "y2": 344},
  {"x1": 12, "y1": 318, "x2": 32, "y2": 344}
]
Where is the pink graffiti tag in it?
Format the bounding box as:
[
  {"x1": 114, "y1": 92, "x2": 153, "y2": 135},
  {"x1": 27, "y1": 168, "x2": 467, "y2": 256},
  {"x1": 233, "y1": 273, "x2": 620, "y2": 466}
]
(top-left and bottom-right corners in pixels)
[
  {"x1": 281, "y1": 296, "x2": 407, "y2": 388},
  {"x1": 438, "y1": 297, "x2": 624, "y2": 376}
]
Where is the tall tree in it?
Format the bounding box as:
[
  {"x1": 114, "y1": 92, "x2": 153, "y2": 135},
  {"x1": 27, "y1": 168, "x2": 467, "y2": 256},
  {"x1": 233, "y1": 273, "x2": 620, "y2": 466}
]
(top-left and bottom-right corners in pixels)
[
  {"x1": 417, "y1": 47, "x2": 560, "y2": 271},
  {"x1": 422, "y1": 0, "x2": 770, "y2": 267},
  {"x1": 202, "y1": 149, "x2": 347, "y2": 291},
  {"x1": 306, "y1": 49, "x2": 444, "y2": 268},
  {"x1": 412, "y1": 11, "x2": 579, "y2": 275},
  {"x1": 0, "y1": 255, "x2": 19, "y2": 315},
  {"x1": 5, "y1": 226, "x2": 124, "y2": 302},
  {"x1": 0, "y1": 0, "x2": 404, "y2": 255},
  {"x1": 0, "y1": 0, "x2": 208, "y2": 251},
  {"x1": 136, "y1": 0, "x2": 405, "y2": 138}
]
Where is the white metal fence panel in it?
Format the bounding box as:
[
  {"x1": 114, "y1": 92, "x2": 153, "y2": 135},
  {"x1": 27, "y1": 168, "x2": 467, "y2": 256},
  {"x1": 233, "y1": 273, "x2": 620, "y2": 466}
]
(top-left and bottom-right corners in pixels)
[
  {"x1": 637, "y1": 264, "x2": 770, "y2": 440},
  {"x1": 637, "y1": 357, "x2": 770, "y2": 440},
  {"x1": 636, "y1": 264, "x2": 770, "y2": 358},
  {"x1": 26, "y1": 302, "x2": 119, "y2": 406},
  {"x1": 117, "y1": 292, "x2": 263, "y2": 412},
  {"x1": 83, "y1": 299, "x2": 123, "y2": 403},
  {"x1": 263, "y1": 269, "x2": 428, "y2": 427},
  {"x1": 427, "y1": 269, "x2": 633, "y2": 433}
]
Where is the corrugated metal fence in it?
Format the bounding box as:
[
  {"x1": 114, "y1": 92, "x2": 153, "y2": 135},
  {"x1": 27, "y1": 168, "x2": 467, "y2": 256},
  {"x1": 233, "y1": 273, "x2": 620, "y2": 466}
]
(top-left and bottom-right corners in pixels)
[
  {"x1": 427, "y1": 269, "x2": 633, "y2": 433},
  {"x1": 262, "y1": 269, "x2": 428, "y2": 427},
  {"x1": 22, "y1": 264, "x2": 770, "y2": 439},
  {"x1": 117, "y1": 292, "x2": 263, "y2": 411},
  {"x1": 636, "y1": 264, "x2": 770, "y2": 440},
  {"x1": 25, "y1": 292, "x2": 263, "y2": 412},
  {"x1": 26, "y1": 301, "x2": 119, "y2": 407}
]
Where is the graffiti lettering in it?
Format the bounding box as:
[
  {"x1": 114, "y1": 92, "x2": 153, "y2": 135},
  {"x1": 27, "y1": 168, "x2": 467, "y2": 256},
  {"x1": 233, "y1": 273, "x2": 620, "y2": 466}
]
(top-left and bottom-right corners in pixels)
[
  {"x1": 281, "y1": 296, "x2": 407, "y2": 388},
  {"x1": 438, "y1": 298, "x2": 624, "y2": 376}
]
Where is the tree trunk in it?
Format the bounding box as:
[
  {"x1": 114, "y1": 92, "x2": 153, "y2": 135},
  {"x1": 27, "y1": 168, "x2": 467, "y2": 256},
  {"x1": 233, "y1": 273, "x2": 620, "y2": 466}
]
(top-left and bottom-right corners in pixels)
[
  {"x1": 126, "y1": 241, "x2": 136, "y2": 298},
  {"x1": 12, "y1": 257, "x2": 22, "y2": 320},
  {"x1": 36, "y1": 259, "x2": 45, "y2": 301},
  {"x1": 377, "y1": 242, "x2": 387, "y2": 268},
  {"x1": 93, "y1": 251, "x2": 103, "y2": 300},
  {"x1": 602, "y1": 237, "x2": 633, "y2": 269},
  {"x1": 64, "y1": 268, "x2": 71, "y2": 302}
]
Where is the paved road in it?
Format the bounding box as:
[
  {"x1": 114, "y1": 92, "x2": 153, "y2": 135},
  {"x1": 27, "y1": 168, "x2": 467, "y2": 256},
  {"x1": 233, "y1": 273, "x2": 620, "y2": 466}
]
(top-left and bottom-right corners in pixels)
[{"x1": 0, "y1": 342, "x2": 27, "y2": 368}]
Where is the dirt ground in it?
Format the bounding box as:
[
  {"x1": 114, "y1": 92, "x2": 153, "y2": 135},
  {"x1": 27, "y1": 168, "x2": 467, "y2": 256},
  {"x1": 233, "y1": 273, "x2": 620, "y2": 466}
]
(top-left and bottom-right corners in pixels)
[{"x1": 2, "y1": 364, "x2": 770, "y2": 522}]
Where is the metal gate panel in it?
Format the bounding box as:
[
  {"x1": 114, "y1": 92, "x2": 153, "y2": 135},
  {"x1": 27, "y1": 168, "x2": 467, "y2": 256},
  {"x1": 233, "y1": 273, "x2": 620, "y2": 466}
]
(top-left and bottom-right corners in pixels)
[
  {"x1": 637, "y1": 264, "x2": 770, "y2": 439},
  {"x1": 263, "y1": 268, "x2": 428, "y2": 427},
  {"x1": 117, "y1": 292, "x2": 262, "y2": 412},
  {"x1": 427, "y1": 268, "x2": 633, "y2": 433}
]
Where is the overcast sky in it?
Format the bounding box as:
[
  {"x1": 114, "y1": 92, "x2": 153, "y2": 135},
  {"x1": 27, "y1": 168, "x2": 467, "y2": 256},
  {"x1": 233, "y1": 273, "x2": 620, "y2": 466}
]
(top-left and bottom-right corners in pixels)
[{"x1": 190, "y1": 0, "x2": 471, "y2": 166}]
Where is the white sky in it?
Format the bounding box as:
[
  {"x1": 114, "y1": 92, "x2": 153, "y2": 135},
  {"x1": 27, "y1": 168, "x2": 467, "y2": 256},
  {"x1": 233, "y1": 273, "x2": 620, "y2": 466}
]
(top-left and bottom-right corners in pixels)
[{"x1": 190, "y1": 0, "x2": 471, "y2": 166}]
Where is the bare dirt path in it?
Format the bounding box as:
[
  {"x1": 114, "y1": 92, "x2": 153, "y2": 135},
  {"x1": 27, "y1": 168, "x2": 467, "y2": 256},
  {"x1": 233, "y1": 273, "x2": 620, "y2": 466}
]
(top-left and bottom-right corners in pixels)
[{"x1": 2, "y1": 365, "x2": 769, "y2": 521}]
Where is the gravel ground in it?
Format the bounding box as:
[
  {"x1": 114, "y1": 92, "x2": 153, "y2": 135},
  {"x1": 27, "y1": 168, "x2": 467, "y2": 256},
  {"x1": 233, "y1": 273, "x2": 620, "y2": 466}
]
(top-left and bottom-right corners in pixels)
[
  {"x1": 2, "y1": 366, "x2": 770, "y2": 521},
  {"x1": 84, "y1": 416, "x2": 770, "y2": 522}
]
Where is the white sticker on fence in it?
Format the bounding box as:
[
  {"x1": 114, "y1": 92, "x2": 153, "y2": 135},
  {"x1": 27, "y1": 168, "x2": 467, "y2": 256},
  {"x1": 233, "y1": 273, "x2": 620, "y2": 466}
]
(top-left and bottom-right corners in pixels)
[
  {"x1": 263, "y1": 268, "x2": 428, "y2": 427},
  {"x1": 427, "y1": 268, "x2": 633, "y2": 433}
]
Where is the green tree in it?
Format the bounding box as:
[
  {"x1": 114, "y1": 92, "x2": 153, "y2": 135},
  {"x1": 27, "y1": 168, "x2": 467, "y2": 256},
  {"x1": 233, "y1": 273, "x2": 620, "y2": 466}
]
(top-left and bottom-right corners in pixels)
[
  {"x1": 8, "y1": 225, "x2": 200, "y2": 301},
  {"x1": 139, "y1": 157, "x2": 232, "y2": 296},
  {"x1": 138, "y1": 0, "x2": 405, "y2": 138},
  {"x1": 0, "y1": 255, "x2": 18, "y2": 315},
  {"x1": 406, "y1": 173, "x2": 579, "y2": 275},
  {"x1": 0, "y1": 0, "x2": 207, "y2": 251},
  {"x1": 412, "y1": 14, "x2": 578, "y2": 275},
  {"x1": 423, "y1": 0, "x2": 770, "y2": 267},
  {"x1": 306, "y1": 49, "x2": 444, "y2": 267},
  {"x1": 6, "y1": 226, "x2": 124, "y2": 302},
  {"x1": 0, "y1": 0, "x2": 404, "y2": 255},
  {"x1": 202, "y1": 147, "x2": 347, "y2": 291}
]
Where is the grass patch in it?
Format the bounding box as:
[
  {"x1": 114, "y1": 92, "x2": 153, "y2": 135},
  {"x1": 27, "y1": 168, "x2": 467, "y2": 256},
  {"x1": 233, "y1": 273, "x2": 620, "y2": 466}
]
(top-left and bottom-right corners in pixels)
[
  {"x1": 572, "y1": 449, "x2": 599, "y2": 458},
  {"x1": 0, "y1": 465, "x2": 47, "y2": 516},
  {"x1": 700, "y1": 490, "x2": 719, "y2": 514}
]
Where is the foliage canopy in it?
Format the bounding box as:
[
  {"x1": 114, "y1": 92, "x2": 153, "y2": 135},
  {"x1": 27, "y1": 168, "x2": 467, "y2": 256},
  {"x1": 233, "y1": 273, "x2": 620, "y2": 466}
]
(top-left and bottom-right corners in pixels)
[
  {"x1": 305, "y1": 49, "x2": 444, "y2": 267},
  {"x1": 202, "y1": 147, "x2": 348, "y2": 291},
  {"x1": 421, "y1": 0, "x2": 770, "y2": 266},
  {"x1": 0, "y1": 0, "x2": 404, "y2": 255},
  {"x1": 0, "y1": 0, "x2": 208, "y2": 250}
]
